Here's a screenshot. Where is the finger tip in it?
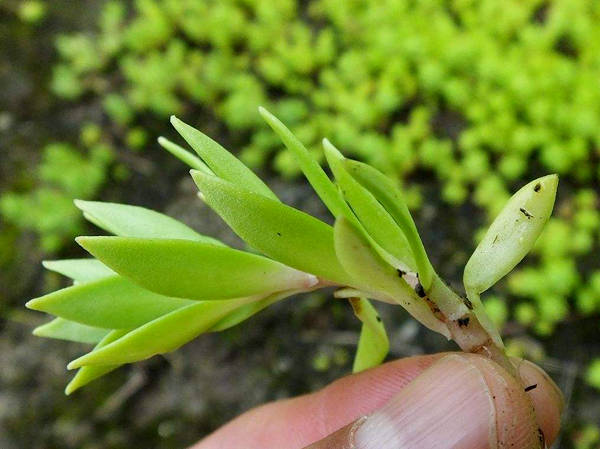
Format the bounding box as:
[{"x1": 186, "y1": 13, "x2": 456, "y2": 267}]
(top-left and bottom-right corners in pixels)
[{"x1": 516, "y1": 359, "x2": 564, "y2": 445}]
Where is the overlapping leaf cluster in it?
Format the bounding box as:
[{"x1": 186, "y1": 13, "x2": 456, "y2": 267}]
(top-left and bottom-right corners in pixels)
[
  {"x1": 28, "y1": 111, "x2": 400, "y2": 392},
  {"x1": 29, "y1": 110, "x2": 559, "y2": 392}
]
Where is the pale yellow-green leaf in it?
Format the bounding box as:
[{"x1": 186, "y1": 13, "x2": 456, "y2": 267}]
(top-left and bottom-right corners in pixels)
[
  {"x1": 33, "y1": 318, "x2": 110, "y2": 344},
  {"x1": 65, "y1": 329, "x2": 129, "y2": 395},
  {"x1": 464, "y1": 175, "x2": 558, "y2": 294},
  {"x1": 27, "y1": 276, "x2": 193, "y2": 329},
  {"x1": 171, "y1": 116, "x2": 278, "y2": 201},
  {"x1": 77, "y1": 237, "x2": 316, "y2": 300},
  {"x1": 350, "y1": 298, "x2": 389, "y2": 373},
  {"x1": 191, "y1": 170, "x2": 353, "y2": 285},
  {"x1": 334, "y1": 217, "x2": 449, "y2": 337}
]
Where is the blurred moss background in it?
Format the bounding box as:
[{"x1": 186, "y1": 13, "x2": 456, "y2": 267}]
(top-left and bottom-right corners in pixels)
[{"x1": 1, "y1": 0, "x2": 599, "y2": 448}]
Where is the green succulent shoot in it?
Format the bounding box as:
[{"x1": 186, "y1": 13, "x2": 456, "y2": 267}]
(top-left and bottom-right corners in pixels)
[{"x1": 27, "y1": 108, "x2": 558, "y2": 394}]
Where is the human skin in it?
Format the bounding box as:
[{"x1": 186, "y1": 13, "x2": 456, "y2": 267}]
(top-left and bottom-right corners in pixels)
[{"x1": 192, "y1": 353, "x2": 563, "y2": 449}]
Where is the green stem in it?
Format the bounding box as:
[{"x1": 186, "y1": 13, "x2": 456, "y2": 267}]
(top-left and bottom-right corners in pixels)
[{"x1": 428, "y1": 274, "x2": 516, "y2": 377}]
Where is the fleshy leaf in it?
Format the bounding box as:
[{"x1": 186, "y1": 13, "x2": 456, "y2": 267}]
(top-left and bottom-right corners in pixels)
[
  {"x1": 33, "y1": 318, "x2": 110, "y2": 344},
  {"x1": 462, "y1": 175, "x2": 558, "y2": 349},
  {"x1": 464, "y1": 175, "x2": 558, "y2": 294},
  {"x1": 334, "y1": 216, "x2": 449, "y2": 337},
  {"x1": 42, "y1": 259, "x2": 114, "y2": 282},
  {"x1": 65, "y1": 290, "x2": 297, "y2": 393},
  {"x1": 65, "y1": 329, "x2": 128, "y2": 395},
  {"x1": 76, "y1": 237, "x2": 317, "y2": 300},
  {"x1": 157, "y1": 136, "x2": 212, "y2": 173},
  {"x1": 191, "y1": 170, "x2": 353, "y2": 285},
  {"x1": 349, "y1": 297, "x2": 389, "y2": 373},
  {"x1": 67, "y1": 296, "x2": 267, "y2": 368},
  {"x1": 170, "y1": 116, "x2": 278, "y2": 201},
  {"x1": 323, "y1": 140, "x2": 416, "y2": 271},
  {"x1": 75, "y1": 200, "x2": 222, "y2": 245},
  {"x1": 343, "y1": 159, "x2": 434, "y2": 290},
  {"x1": 26, "y1": 276, "x2": 193, "y2": 329},
  {"x1": 258, "y1": 107, "x2": 351, "y2": 218}
]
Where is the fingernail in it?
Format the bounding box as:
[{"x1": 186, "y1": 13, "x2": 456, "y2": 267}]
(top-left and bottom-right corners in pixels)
[{"x1": 353, "y1": 355, "x2": 494, "y2": 449}]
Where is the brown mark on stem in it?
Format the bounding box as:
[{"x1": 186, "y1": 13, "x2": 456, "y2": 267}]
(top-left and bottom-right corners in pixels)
[
  {"x1": 348, "y1": 297, "x2": 362, "y2": 315},
  {"x1": 457, "y1": 317, "x2": 470, "y2": 327}
]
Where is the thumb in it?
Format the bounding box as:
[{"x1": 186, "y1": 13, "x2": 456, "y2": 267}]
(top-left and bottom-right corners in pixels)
[{"x1": 304, "y1": 354, "x2": 556, "y2": 449}]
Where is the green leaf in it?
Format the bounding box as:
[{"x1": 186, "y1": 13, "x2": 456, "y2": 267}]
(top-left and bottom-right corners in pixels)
[
  {"x1": 64, "y1": 289, "x2": 298, "y2": 393},
  {"x1": 67, "y1": 295, "x2": 267, "y2": 368},
  {"x1": 157, "y1": 136, "x2": 212, "y2": 173},
  {"x1": 42, "y1": 259, "x2": 114, "y2": 282},
  {"x1": 75, "y1": 200, "x2": 222, "y2": 245},
  {"x1": 343, "y1": 159, "x2": 434, "y2": 289},
  {"x1": 463, "y1": 175, "x2": 557, "y2": 349},
  {"x1": 349, "y1": 298, "x2": 389, "y2": 373},
  {"x1": 255, "y1": 114, "x2": 404, "y2": 278},
  {"x1": 170, "y1": 116, "x2": 278, "y2": 201},
  {"x1": 334, "y1": 217, "x2": 449, "y2": 337},
  {"x1": 76, "y1": 237, "x2": 317, "y2": 300},
  {"x1": 65, "y1": 329, "x2": 129, "y2": 395},
  {"x1": 191, "y1": 170, "x2": 353, "y2": 285},
  {"x1": 464, "y1": 175, "x2": 558, "y2": 294},
  {"x1": 258, "y1": 107, "x2": 351, "y2": 218},
  {"x1": 323, "y1": 140, "x2": 416, "y2": 271},
  {"x1": 26, "y1": 276, "x2": 193, "y2": 329},
  {"x1": 33, "y1": 318, "x2": 110, "y2": 344}
]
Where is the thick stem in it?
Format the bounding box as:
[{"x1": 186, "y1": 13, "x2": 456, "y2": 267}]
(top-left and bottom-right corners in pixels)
[{"x1": 428, "y1": 275, "x2": 516, "y2": 377}]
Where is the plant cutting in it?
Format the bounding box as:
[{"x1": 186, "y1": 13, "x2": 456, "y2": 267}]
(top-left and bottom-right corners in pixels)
[{"x1": 27, "y1": 107, "x2": 558, "y2": 394}]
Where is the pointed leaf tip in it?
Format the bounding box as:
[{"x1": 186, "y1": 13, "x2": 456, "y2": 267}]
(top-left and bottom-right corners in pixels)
[
  {"x1": 26, "y1": 276, "x2": 193, "y2": 329},
  {"x1": 43, "y1": 258, "x2": 115, "y2": 282},
  {"x1": 33, "y1": 318, "x2": 109, "y2": 344},
  {"x1": 66, "y1": 360, "x2": 79, "y2": 370},
  {"x1": 172, "y1": 116, "x2": 277, "y2": 200},
  {"x1": 159, "y1": 135, "x2": 213, "y2": 173},
  {"x1": 260, "y1": 109, "x2": 352, "y2": 219},
  {"x1": 257, "y1": 105, "x2": 271, "y2": 119},
  {"x1": 322, "y1": 138, "x2": 343, "y2": 160},
  {"x1": 25, "y1": 298, "x2": 39, "y2": 310},
  {"x1": 64, "y1": 329, "x2": 129, "y2": 393},
  {"x1": 75, "y1": 202, "x2": 217, "y2": 243},
  {"x1": 65, "y1": 297, "x2": 254, "y2": 368}
]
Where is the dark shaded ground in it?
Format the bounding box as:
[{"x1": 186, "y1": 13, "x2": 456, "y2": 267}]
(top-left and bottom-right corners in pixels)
[{"x1": 0, "y1": 2, "x2": 597, "y2": 449}]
